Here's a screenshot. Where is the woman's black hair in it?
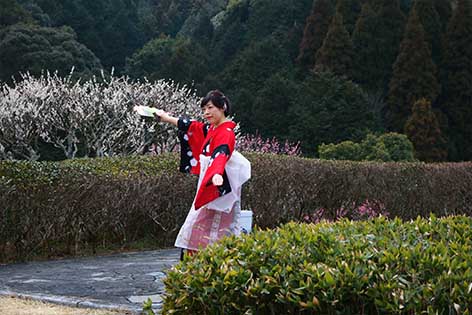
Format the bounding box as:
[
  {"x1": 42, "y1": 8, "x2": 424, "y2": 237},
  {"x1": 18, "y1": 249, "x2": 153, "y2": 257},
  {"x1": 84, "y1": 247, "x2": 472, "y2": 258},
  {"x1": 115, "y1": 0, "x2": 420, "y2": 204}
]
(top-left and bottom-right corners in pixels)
[{"x1": 200, "y1": 90, "x2": 232, "y2": 116}]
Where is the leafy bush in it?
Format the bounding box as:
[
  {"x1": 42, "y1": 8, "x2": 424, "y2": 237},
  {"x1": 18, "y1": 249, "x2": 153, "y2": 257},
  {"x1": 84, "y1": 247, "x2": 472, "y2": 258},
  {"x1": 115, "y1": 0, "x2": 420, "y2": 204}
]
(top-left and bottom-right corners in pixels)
[
  {"x1": 376, "y1": 133, "x2": 416, "y2": 161},
  {"x1": 162, "y1": 216, "x2": 472, "y2": 314},
  {"x1": 317, "y1": 140, "x2": 361, "y2": 161},
  {"x1": 318, "y1": 133, "x2": 416, "y2": 162}
]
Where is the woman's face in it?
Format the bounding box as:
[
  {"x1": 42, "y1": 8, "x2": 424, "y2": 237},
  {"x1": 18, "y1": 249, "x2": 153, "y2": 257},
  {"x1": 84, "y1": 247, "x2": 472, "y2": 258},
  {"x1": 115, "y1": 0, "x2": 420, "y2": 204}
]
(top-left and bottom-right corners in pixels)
[{"x1": 202, "y1": 101, "x2": 225, "y2": 126}]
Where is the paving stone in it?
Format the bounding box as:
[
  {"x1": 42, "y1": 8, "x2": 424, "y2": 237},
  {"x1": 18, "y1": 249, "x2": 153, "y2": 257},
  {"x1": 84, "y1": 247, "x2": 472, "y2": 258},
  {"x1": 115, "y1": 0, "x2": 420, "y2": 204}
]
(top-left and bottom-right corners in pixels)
[
  {"x1": 127, "y1": 294, "x2": 163, "y2": 304},
  {"x1": 0, "y1": 248, "x2": 180, "y2": 313}
]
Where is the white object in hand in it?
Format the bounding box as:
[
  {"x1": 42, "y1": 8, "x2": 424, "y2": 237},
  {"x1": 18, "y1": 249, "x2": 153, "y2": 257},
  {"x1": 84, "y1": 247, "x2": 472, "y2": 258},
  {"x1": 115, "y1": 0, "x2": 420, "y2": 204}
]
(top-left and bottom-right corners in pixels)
[{"x1": 133, "y1": 105, "x2": 159, "y2": 118}]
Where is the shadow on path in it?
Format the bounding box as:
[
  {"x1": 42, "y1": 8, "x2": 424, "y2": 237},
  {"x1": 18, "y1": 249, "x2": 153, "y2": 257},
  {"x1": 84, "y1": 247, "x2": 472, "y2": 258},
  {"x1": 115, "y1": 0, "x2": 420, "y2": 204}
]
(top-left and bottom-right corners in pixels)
[{"x1": 0, "y1": 248, "x2": 180, "y2": 314}]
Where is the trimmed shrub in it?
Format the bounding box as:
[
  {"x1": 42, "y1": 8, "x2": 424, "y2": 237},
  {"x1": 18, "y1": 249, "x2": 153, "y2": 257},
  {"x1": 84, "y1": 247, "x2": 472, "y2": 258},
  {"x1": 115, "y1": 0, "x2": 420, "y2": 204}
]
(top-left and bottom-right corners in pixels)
[
  {"x1": 243, "y1": 154, "x2": 472, "y2": 227},
  {"x1": 0, "y1": 154, "x2": 195, "y2": 262},
  {"x1": 162, "y1": 216, "x2": 472, "y2": 314},
  {"x1": 1, "y1": 153, "x2": 472, "y2": 263}
]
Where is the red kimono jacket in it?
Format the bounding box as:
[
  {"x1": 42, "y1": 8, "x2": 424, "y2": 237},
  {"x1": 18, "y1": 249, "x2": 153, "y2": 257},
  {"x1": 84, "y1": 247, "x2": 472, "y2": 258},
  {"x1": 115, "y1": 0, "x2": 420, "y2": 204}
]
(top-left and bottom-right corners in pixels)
[
  {"x1": 174, "y1": 117, "x2": 250, "y2": 251},
  {"x1": 177, "y1": 117, "x2": 236, "y2": 210}
]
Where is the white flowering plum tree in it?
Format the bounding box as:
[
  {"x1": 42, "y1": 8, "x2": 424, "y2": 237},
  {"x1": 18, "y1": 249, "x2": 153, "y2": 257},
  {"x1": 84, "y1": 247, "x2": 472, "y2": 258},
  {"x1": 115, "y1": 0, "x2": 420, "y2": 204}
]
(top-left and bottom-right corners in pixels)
[
  {"x1": 0, "y1": 78, "x2": 43, "y2": 160},
  {"x1": 34, "y1": 72, "x2": 85, "y2": 159},
  {"x1": 0, "y1": 71, "x2": 201, "y2": 160}
]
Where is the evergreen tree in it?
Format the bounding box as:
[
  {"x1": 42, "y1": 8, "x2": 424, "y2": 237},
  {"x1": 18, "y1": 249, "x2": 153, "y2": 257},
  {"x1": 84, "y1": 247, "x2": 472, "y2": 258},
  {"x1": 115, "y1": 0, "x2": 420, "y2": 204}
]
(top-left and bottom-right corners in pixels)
[
  {"x1": 366, "y1": 0, "x2": 383, "y2": 11},
  {"x1": 136, "y1": 0, "x2": 160, "y2": 40},
  {"x1": 314, "y1": 12, "x2": 353, "y2": 78},
  {"x1": 251, "y1": 71, "x2": 298, "y2": 139},
  {"x1": 27, "y1": 0, "x2": 147, "y2": 75},
  {"x1": 33, "y1": 0, "x2": 63, "y2": 23},
  {"x1": 433, "y1": 0, "x2": 452, "y2": 95},
  {"x1": 209, "y1": 0, "x2": 250, "y2": 69},
  {"x1": 352, "y1": 2, "x2": 379, "y2": 89},
  {"x1": 296, "y1": 0, "x2": 335, "y2": 69},
  {"x1": 219, "y1": 31, "x2": 293, "y2": 131},
  {"x1": 184, "y1": 11, "x2": 213, "y2": 44},
  {"x1": 0, "y1": 24, "x2": 102, "y2": 82},
  {"x1": 288, "y1": 72, "x2": 376, "y2": 155},
  {"x1": 404, "y1": 98, "x2": 447, "y2": 162},
  {"x1": 413, "y1": 0, "x2": 443, "y2": 66},
  {"x1": 61, "y1": 1, "x2": 101, "y2": 56},
  {"x1": 125, "y1": 36, "x2": 208, "y2": 86},
  {"x1": 354, "y1": 0, "x2": 406, "y2": 92},
  {"x1": 0, "y1": 0, "x2": 33, "y2": 27},
  {"x1": 336, "y1": 0, "x2": 362, "y2": 35},
  {"x1": 434, "y1": 0, "x2": 452, "y2": 32},
  {"x1": 385, "y1": 7, "x2": 439, "y2": 132},
  {"x1": 375, "y1": 0, "x2": 406, "y2": 92},
  {"x1": 101, "y1": 0, "x2": 145, "y2": 73},
  {"x1": 19, "y1": 1, "x2": 52, "y2": 26},
  {"x1": 151, "y1": 0, "x2": 192, "y2": 37},
  {"x1": 441, "y1": 0, "x2": 472, "y2": 160},
  {"x1": 246, "y1": 0, "x2": 312, "y2": 42}
]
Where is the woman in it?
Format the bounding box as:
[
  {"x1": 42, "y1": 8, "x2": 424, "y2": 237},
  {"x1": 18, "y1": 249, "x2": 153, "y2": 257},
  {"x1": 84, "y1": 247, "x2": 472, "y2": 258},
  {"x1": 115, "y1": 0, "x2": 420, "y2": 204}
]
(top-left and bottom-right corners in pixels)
[{"x1": 154, "y1": 90, "x2": 251, "y2": 259}]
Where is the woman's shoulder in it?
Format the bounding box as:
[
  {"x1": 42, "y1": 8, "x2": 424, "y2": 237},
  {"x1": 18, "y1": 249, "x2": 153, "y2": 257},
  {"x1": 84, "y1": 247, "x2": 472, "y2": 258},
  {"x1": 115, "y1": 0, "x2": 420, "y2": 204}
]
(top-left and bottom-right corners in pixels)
[{"x1": 216, "y1": 120, "x2": 236, "y2": 131}]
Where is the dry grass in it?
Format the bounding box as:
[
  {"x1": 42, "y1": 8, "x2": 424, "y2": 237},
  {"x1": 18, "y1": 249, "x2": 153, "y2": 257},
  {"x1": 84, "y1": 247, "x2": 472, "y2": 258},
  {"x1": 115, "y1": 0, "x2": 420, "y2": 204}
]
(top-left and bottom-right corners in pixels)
[{"x1": 0, "y1": 296, "x2": 128, "y2": 315}]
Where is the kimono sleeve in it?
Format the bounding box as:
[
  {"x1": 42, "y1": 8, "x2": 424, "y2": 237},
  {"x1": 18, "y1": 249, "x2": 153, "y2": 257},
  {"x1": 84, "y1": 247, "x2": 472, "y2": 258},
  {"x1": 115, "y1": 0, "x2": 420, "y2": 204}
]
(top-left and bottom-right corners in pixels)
[
  {"x1": 177, "y1": 117, "x2": 209, "y2": 175},
  {"x1": 194, "y1": 126, "x2": 235, "y2": 210}
]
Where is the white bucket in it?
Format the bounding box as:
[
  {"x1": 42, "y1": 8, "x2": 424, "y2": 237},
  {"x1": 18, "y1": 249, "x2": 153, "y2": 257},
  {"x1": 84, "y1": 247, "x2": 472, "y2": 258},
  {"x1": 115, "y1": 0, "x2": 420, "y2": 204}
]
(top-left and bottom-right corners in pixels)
[{"x1": 239, "y1": 210, "x2": 253, "y2": 234}]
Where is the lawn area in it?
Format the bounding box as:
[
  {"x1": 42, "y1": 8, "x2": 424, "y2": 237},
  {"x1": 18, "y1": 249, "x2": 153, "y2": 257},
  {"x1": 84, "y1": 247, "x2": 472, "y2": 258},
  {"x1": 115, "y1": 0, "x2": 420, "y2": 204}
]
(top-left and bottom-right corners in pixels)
[{"x1": 0, "y1": 296, "x2": 127, "y2": 315}]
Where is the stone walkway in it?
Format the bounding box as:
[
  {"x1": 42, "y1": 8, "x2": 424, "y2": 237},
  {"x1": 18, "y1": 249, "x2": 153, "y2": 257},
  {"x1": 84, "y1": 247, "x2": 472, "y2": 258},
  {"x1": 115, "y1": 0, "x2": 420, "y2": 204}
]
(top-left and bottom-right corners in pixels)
[{"x1": 0, "y1": 248, "x2": 180, "y2": 314}]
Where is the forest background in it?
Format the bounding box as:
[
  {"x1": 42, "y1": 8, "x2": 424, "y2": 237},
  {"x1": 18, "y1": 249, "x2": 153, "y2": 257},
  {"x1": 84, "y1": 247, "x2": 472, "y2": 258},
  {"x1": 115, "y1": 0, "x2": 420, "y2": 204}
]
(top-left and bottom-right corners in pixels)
[{"x1": 1, "y1": 0, "x2": 471, "y2": 161}]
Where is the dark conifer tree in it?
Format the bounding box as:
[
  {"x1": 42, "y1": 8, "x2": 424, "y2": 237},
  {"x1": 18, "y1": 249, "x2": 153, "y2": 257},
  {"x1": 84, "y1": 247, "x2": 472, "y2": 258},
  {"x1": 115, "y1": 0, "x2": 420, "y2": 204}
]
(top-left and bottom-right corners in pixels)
[
  {"x1": 404, "y1": 98, "x2": 447, "y2": 162},
  {"x1": 335, "y1": 0, "x2": 362, "y2": 35},
  {"x1": 434, "y1": 0, "x2": 452, "y2": 32},
  {"x1": 375, "y1": 0, "x2": 406, "y2": 92},
  {"x1": 413, "y1": 0, "x2": 443, "y2": 66},
  {"x1": 296, "y1": 0, "x2": 334, "y2": 69},
  {"x1": 288, "y1": 71, "x2": 376, "y2": 155},
  {"x1": 251, "y1": 71, "x2": 297, "y2": 139},
  {"x1": 352, "y1": 2, "x2": 379, "y2": 90},
  {"x1": 366, "y1": 0, "x2": 383, "y2": 11},
  {"x1": 314, "y1": 11, "x2": 353, "y2": 77},
  {"x1": 434, "y1": 0, "x2": 452, "y2": 95},
  {"x1": 441, "y1": 0, "x2": 472, "y2": 160},
  {"x1": 385, "y1": 7, "x2": 439, "y2": 132}
]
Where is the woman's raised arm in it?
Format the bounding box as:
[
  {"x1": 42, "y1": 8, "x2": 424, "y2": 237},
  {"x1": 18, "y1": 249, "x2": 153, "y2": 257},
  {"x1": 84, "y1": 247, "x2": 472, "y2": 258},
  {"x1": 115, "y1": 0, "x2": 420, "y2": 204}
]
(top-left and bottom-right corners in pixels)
[{"x1": 154, "y1": 109, "x2": 178, "y2": 126}]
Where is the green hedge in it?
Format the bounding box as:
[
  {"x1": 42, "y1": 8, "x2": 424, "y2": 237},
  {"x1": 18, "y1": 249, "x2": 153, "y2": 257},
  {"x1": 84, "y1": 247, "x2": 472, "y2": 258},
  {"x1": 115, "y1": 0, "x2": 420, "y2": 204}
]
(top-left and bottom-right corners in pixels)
[
  {"x1": 245, "y1": 154, "x2": 472, "y2": 225},
  {"x1": 1, "y1": 153, "x2": 472, "y2": 263},
  {"x1": 162, "y1": 216, "x2": 472, "y2": 314},
  {"x1": 0, "y1": 154, "x2": 195, "y2": 263}
]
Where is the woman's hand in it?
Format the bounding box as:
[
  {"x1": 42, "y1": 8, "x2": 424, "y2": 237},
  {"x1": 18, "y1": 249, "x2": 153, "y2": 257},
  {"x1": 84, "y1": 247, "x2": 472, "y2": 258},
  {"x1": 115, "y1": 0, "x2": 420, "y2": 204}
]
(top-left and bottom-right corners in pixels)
[
  {"x1": 153, "y1": 110, "x2": 178, "y2": 126},
  {"x1": 154, "y1": 109, "x2": 167, "y2": 122},
  {"x1": 212, "y1": 174, "x2": 223, "y2": 186}
]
